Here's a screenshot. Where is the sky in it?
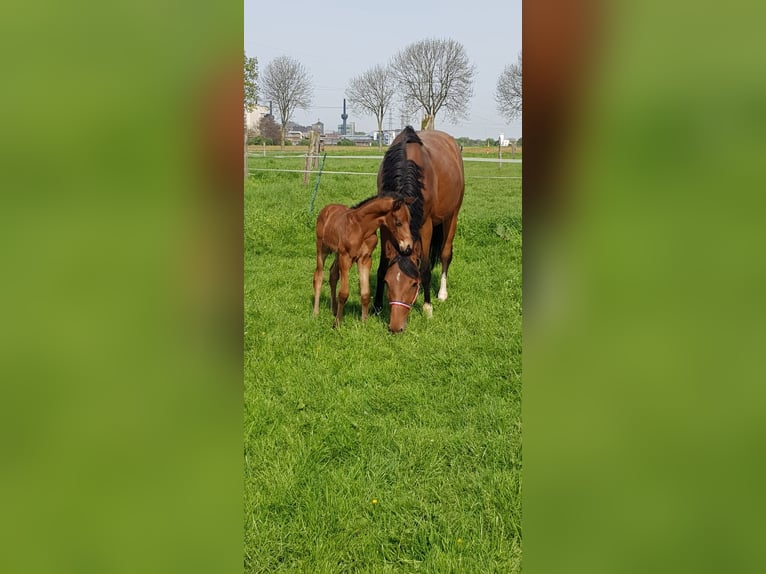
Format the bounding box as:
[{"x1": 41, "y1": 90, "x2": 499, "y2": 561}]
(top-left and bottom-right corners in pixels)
[{"x1": 244, "y1": 0, "x2": 521, "y2": 141}]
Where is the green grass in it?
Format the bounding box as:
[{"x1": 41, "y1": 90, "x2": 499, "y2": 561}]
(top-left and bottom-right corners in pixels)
[{"x1": 245, "y1": 151, "x2": 521, "y2": 572}]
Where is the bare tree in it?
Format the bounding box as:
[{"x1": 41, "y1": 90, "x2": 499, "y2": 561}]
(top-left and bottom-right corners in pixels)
[
  {"x1": 496, "y1": 52, "x2": 522, "y2": 122},
  {"x1": 260, "y1": 56, "x2": 313, "y2": 149},
  {"x1": 390, "y1": 38, "x2": 476, "y2": 128},
  {"x1": 346, "y1": 64, "x2": 397, "y2": 149}
]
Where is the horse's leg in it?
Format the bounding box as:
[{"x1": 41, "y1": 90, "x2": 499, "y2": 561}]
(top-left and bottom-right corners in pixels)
[
  {"x1": 358, "y1": 236, "x2": 377, "y2": 322},
  {"x1": 418, "y1": 219, "x2": 434, "y2": 318},
  {"x1": 437, "y1": 214, "x2": 459, "y2": 301},
  {"x1": 313, "y1": 244, "x2": 330, "y2": 315},
  {"x1": 372, "y1": 228, "x2": 390, "y2": 314},
  {"x1": 329, "y1": 256, "x2": 340, "y2": 315},
  {"x1": 333, "y1": 255, "x2": 352, "y2": 328}
]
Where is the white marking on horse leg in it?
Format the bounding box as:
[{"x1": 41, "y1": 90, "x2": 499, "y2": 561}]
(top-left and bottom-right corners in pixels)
[
  {"x1": 423, "y1": 302, "x2": 433, "y2": 318},
  {"x1": 437, "y1": 272, "x2": 448, "y2": 301}
]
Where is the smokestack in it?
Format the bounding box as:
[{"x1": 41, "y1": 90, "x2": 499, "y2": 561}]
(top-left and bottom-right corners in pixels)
[{"x1": 341, "y1": 99, "x2": 348, "y2": 136}]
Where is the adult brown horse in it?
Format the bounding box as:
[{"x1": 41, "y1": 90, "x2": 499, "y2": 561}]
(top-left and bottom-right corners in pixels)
[
  {"x1": 313, "y1": 194, "x2": 414, "y2": 328},
  {"x1": 373, "y1": 126, "x2": 465, "y2": 332}
]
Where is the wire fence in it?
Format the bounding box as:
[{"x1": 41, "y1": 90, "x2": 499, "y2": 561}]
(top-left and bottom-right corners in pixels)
[
  {"x1": 247, "y1": 168, "x2": 520, "y2": 180},
  {"x1": 248, "y1": 153, "x2": 522, "y2": 164},
  {"x1": 247, "y1": 154, "x2": 522, "y2": 180}
]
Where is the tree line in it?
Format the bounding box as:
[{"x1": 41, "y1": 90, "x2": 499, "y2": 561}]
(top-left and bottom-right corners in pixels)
[{"x1": 244, "y1": 38, "x2": 521, "y2": 150}]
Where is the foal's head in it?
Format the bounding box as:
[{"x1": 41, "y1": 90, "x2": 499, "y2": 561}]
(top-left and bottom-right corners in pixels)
[{"x1": 384, "y1": 197, "x2": 415, "y2": 255}]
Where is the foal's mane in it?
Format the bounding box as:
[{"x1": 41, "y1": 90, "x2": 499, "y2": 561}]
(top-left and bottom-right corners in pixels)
[
  {"x1": 350, "y1": 195, "x2": 378, "y2": 209},
  {"x1": 379, "y1": 126, "x2": 424, "y2": 240}
]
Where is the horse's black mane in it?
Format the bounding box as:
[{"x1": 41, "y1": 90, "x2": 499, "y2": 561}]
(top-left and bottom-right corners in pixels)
[
  {"x1": 391, "y1": 253, "x2": 420, "y2": 279},
  {"x1": 379, "y1": 125, "x2": 424, "y2": 240}
]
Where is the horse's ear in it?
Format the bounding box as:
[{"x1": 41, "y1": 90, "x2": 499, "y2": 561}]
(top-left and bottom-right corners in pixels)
[
  {"x1": 384, "y1": 240, "x2": 398, "y2": 261},
  {"x1": 392, "y1": 198, "x2": 402, "y2": 210}
]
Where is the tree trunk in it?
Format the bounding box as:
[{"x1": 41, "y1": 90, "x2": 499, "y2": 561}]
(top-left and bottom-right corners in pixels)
[
  {"x1": 280, "y1": 125, "x2": 286, "y2": 150},
  {"x1": 377, "y1": 117, "x2": 383, "y2": 150}
]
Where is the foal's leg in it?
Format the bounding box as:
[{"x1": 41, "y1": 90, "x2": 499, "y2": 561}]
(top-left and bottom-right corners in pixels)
[
  {"x1": 437, "y1": 214, "x2": 459, "y2": 301},
  {"x1": 329, "y1": 256, "x2": 340, "y2": 315},
  {"x1": 372, "y1": 228, "x2": 390, "y2": 314},
  {"x1": 358, "y1": 235, "x2": 377, "y2": 322},
  {"x1": 333, "y1": 255, "x2": 352, "y2": 328},
  {"x1": 313, "y1": 244, "x2": 330, "y2": 315}
]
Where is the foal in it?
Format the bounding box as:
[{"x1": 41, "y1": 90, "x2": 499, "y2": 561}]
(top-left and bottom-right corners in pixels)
[{"x1": 313, "y1": 195, "x2": 413, "y2": 327}]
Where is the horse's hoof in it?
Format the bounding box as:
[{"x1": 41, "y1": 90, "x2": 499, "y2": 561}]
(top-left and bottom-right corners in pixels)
[
  {"x1": 423, "y1": 303, "x2": 433, "y2": 318},
  {"x1": 437, "y1": 291, "x2": 448, "y2": 301}
]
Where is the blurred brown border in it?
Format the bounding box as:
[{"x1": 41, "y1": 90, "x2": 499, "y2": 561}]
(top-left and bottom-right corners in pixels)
[
  {"x1": 196, "y1": 56, "x2": 246, "y2": 356},
  {"x1": 523, "y1": 0, "x2": 601, "y2": 297}
]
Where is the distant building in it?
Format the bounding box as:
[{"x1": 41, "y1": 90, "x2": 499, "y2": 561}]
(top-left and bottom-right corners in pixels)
[
  {"x1": 372, "y1": 129, "x2": 402, "y2": 146},
  {"x1": 285, "y1": 130, "x2": 305, "y2": 145},
  {"x1": 245, "y1": 104, "x2": 270, "y2": 133},
  {"x1": 311, "y1": 120, "x2": 324, "y2": 135},
  {"x1": 337, "y1": 121, "x2": 356, "y2": 136},
  {"x1": 499, "y1": 133, "x2": 514, "y2": 147},
  {"x1": 353, "y1": 136, "x2": 374, "y2": 147},
  {"x1": 321, "y1": 132, "x2": 340, "y2": 145},
  {"x1": 321, "y1": 131, "x2": 373, "y2": 146}
]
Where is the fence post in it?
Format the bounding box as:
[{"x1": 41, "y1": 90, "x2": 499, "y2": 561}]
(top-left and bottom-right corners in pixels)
[
  {"x1": 311, "y1": 132, "x2": 320, "y2": 169},
  {"x1": 302, "y1": 136, "x2": 312, "y2": 186},
  {"x1": 308, "y1": 152, "x2": 327, "y2": 214}
]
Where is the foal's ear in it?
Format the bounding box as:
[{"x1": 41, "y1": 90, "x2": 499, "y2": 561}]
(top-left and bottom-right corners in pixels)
[{"x1": 392, "y1": 198, "x2": 403, "y2": 210}]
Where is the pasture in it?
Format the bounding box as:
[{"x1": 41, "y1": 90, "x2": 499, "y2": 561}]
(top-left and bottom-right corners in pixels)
[{"x1": 244, "y1": 147, "x2": 521, "y2": 572}]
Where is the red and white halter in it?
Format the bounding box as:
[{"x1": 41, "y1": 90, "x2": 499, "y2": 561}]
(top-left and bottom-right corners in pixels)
[{"x1": 389, "y1": 282, "x2": 420, "y2": 310}]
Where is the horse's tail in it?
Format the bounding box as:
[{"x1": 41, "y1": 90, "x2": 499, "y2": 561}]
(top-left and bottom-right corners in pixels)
[{"x1": 429, "y1": 223, "x2": 444, "y2": 269}]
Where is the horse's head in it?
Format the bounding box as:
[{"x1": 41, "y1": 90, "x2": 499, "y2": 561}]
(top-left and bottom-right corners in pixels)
[
  {"x1": 384, "y1": 197, "x2": 415, "y2": 255},
  {"x1": 384, "y1": 240, "x2": 421, "y2": 333}
]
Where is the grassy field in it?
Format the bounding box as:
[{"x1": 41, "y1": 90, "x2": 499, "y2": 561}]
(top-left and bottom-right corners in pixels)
[{"x1": 244, "y1": 148, "x2": 521, "y2": 572}]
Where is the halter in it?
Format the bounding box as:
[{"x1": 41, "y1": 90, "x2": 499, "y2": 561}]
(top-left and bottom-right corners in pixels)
[{"x1": 389, "y1": 281, "x2": 420, "y2": 310}]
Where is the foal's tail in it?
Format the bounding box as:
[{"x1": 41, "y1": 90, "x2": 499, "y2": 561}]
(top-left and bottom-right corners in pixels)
[{"x1": 429, "y1": 223, "x2": 445, "y2": 269}]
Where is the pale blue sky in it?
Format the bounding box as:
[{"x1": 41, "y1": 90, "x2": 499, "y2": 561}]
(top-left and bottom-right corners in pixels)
[{"x1": 244, "y1": 0, "x2": 521, "y2": 140}]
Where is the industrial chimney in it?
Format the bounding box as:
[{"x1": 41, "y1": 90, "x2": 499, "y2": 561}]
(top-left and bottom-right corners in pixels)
[{"x1": 341, "y1": 99, "x2": 348, "y2": 136}]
